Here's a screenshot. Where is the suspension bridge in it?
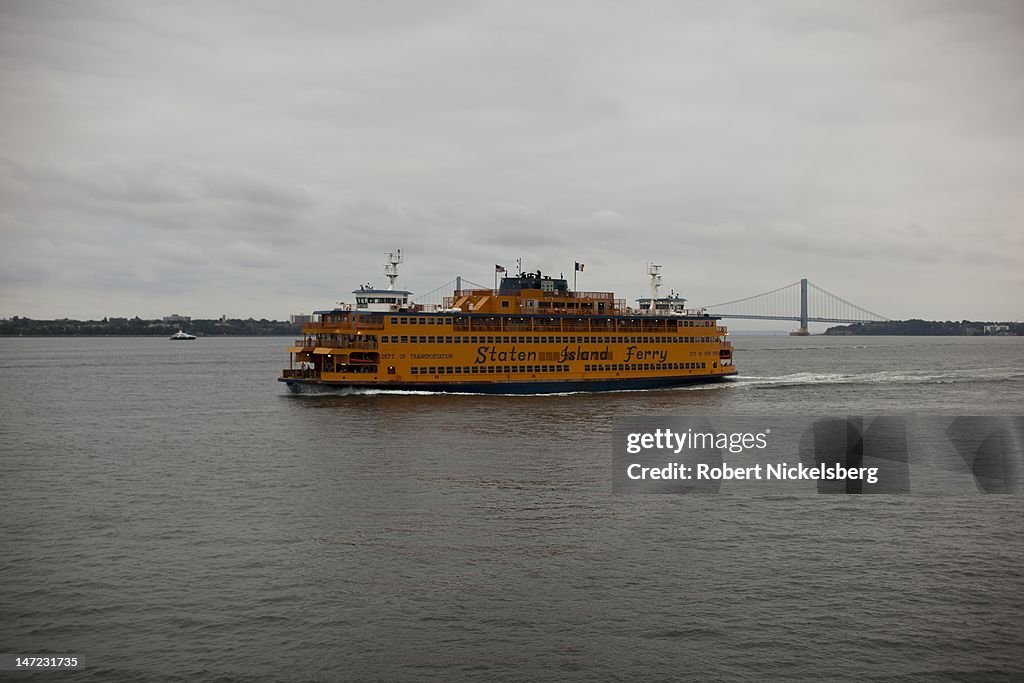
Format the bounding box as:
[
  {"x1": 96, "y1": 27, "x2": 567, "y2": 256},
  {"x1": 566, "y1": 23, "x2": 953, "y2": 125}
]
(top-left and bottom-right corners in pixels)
[{"x1": 698, "y1": 278, "x2": 888, "y2": 333}]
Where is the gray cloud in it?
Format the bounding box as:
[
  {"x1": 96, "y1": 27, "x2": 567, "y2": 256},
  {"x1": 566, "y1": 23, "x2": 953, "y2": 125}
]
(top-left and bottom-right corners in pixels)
[{"x1": 1, "y1": 0, "x2": 1022, "y2": 322}]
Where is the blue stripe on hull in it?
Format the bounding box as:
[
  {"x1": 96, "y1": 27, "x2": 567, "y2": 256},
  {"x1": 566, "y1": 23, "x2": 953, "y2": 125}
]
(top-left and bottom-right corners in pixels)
[{"x1": 279, "y1": 373, "x2": 736, "y2": 395}]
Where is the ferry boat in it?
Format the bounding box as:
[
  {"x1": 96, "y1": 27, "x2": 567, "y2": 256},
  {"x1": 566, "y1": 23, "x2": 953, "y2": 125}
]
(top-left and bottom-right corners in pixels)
[
  {"x1": 170, "y1": 330, "x2": 197, "y2": 340},
  {"x1": 280, "y1": 252, "x2": 737, "y2": 394}
]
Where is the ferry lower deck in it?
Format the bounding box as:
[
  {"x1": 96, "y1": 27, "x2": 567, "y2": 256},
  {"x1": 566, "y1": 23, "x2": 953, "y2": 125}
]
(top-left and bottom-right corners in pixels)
[{"x1": 280, "y1": 310, "x2": 737, "y2": 394}]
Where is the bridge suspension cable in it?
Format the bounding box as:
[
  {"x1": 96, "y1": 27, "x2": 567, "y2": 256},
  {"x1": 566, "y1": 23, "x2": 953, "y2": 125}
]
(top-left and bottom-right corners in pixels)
[
  {"x1": 700, "y1": 279, "x2": 888, "y2": 325},
  {"x1": 807, "y1": 282, "x2": 888, "y2": 322}
]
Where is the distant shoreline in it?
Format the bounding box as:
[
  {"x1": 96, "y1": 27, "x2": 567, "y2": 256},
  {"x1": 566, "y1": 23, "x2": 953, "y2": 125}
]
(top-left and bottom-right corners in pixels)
[
  {"x1": 0, "y1": 317, "x2": 301, "y2": 337},
  {"x1": 824, "y1": 320, "x2": 1022, "y2": 336}
]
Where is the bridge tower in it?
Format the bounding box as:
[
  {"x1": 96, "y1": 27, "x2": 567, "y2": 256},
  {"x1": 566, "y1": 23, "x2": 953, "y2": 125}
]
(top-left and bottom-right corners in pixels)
[{"x1": 797, "y1": 277, "x2": 809, "y2": 335}]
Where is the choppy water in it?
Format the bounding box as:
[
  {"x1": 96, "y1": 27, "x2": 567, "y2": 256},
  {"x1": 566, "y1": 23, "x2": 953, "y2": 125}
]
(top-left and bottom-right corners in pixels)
[{"x1": 1, "y1": 335, "x2": 1022, "y2": 680}]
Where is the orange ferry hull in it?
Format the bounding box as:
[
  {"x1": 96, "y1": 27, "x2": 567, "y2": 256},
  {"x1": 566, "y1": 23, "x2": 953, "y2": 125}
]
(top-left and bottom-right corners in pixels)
[{"x1": 279, "y1": 373, "x2": 734, "y2": 395}]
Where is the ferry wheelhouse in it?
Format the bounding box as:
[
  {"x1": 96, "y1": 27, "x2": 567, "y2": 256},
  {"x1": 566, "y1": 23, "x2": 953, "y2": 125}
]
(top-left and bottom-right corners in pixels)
[{"x1": 280, "y1": 252, "x2": 736, "y2": 394}]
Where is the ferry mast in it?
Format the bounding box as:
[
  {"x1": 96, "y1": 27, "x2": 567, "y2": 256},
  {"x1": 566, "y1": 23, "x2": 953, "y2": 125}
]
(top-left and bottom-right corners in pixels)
[
  {"x1": 647, "y1": 263, "x2": 662, "y2": 312},
  {"x1": 384, "y1": 249, "x2": 403, "y2": 290}
]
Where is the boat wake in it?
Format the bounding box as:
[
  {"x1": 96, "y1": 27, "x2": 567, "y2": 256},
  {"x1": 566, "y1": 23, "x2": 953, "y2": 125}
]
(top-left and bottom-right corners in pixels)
[
  {"x1": 736, "y1": 367, "x2": 1024, "y2": 389},
  {"x1": 286, "y1": 381, "x2": 738, "y2": 398},
  {"x1": 288, "y1": 387, "x2": 444, "y2": 397}
]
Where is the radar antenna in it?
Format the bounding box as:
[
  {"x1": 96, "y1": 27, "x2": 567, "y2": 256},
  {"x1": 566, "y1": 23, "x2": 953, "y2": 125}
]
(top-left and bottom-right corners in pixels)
[{"x1": 384, "y1": 249, "x2": 403, "y2": 290}]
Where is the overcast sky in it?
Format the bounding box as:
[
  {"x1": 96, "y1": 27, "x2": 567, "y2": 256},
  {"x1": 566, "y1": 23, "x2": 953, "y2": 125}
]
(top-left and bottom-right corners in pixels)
[{"x1": 1, "y1": 0, "x2": 1022, "y2": 325}]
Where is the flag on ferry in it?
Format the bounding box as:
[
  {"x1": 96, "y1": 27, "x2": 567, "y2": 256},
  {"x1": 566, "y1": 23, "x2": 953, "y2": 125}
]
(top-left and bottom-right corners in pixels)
[
  {"x1": 575, "y1": 262, "x2": 584, "y2": 272},
  {"x1": 496, "y1": 264, "x2": 506, "y2": 273}
]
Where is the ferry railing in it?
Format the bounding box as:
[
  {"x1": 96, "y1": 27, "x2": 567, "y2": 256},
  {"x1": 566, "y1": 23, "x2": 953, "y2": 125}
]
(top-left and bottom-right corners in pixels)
[
  {"x1": 302, "y1": 320, "x2": 386, "y2": 331},
  {"x1": 282, "y1": 368, "x2": 319, "y2": 379},
  {"x1": 640, "y1": 320, "x2": 671, "y2": 332},
  {"x1": 327, "y1": 340, "x2": 378, "y2": 350},
  {"x1": 295, "y1": 338, "x2": 378, "y2": 350},
  {"x1": 568, "y1": 291, "x2": 616, "y2": 301}
]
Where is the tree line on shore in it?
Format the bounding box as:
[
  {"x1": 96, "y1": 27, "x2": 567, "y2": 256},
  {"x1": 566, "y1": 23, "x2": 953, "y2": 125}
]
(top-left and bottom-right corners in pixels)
[
  {"x1": 0, "y1": 316, "x2": 302, "y2": 336},
  {"x1": 824, "y1": 319, "x2": 1023, "y2": 335}
]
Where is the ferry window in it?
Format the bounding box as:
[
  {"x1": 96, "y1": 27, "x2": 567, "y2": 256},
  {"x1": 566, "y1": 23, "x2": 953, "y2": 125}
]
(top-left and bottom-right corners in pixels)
[
  {"x1": 501, "y1": 301, "x2": 510, "y2": 308},
  {"x1": 445, "y1": 367, "x2": 453, "y2": 374},
  {"x1": 428, "y1": 367, "x2": 436, "y2": 374},
  {"x1": 445, "y1": 336, "x2": 452, "y2": 343},
  {"x1": 390, "y1": 317, "x2": 397, "y2": 324},
  {"x1": 487, "y1": 366, "x2": 495, "y2": 374},
  {"x1": 471, "y1": 366, "x2": 479, "y2": 374},
  {"x1": 471, "y1": 336, "x2": 478, "y2": 343},
  {"x1": 411, "y1": 367, "x2": 419, "y2": 375},
  {"x1": 401, "y1": 336, "x2": 408, "y2": 343},
  {"x1": 387, "y1": 366, "x2": 396, "y2": 375},
  {"x1": 504, "y1": 366, "x2": 511, "y2": 373},
  {"x1": 444, "y1": 318, "x2": 452, "y2": 324},
  {"x1": 487, "y1": 336, "x2": 494, "y2": 343},
  {"x1": 511, "y1": 366, "x2": 518, "y2": 373},
  {"x1": 400, "y1": 317, "x2": 408, "y2": 324}
]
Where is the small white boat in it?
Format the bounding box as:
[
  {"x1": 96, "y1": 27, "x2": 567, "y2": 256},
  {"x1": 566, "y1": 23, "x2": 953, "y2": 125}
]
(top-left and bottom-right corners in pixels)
[{"x1": 169, "y1": 330, "x2": 197, "y2": 340}]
